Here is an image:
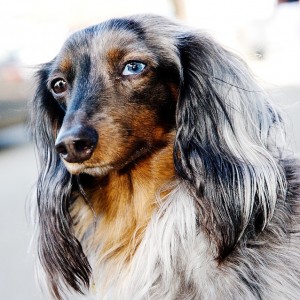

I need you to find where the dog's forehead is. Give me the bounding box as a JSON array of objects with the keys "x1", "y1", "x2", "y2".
[
  {"x1": 66, "y1": 18, "x2": 147, "y2": 54},
  {"x1": 63, "y1": 16, "x2": 180, "y2": 57},
  {"x1": 52, "y1": 16, "x2": 181, "y2": 75}
]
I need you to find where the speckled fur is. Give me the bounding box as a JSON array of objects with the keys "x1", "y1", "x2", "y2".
[{"x1": 31, "y1": 15, "x2": 300, "y2": 299}]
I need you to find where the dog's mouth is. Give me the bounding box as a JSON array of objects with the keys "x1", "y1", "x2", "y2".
[
  {"x1": 62, "y1": 161, "x2": 114, "y2": 177},
  {"x1": 60, "y1": 141, "x2": 152, "y2": 177}
]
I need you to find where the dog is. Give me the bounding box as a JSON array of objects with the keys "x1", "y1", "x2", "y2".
[{"x1": 31, "y1": 15, "x2": 300, "y2": 299}]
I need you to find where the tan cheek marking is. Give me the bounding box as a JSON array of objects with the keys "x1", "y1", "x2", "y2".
[
  {"x1": 91, "y1": 137, "x2": 176, "y2": 262},
  {"x1": 71, "y1": 131, "x2": 176, "y2": 265},
  {"x1": 87, "y1": 108, "x2": 158, "y2": 165},
  {"x1": 88, "y1": 121, "x2": 128, "y2": 165}
]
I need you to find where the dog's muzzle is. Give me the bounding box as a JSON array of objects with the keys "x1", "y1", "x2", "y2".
[{"x1": 55, "y1": 125, "x2": 98, "y2": 163}]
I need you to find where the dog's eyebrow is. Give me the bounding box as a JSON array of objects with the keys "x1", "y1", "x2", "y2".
[
  {"x1": 58, "y1": 57, "x2": 73, "y2": 74},
  {"x1": 105, "y1": 18, "x2": 145, "y2": 39}
]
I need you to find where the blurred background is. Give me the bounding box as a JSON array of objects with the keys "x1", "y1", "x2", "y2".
[{"x1": 0, "y1": 0, "x2": 299, "y2": 299}]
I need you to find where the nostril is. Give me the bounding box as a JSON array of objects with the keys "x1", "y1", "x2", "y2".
[
  {"x1": 74, "y1": 139, "x2": 95, "y2": 153},
  {"x1": 55, "y1": 143, "x2": 68, "y2": 156}
]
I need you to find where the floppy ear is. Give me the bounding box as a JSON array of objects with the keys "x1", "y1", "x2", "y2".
[
  {"x1": 174, "y1": 32, "x2": 286, "y2": 259},
  {"x1": 31, "y1": 64, "x2": 91, "y2": 298}
]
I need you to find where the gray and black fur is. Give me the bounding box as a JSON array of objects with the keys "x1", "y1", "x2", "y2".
[{"x1": 31, "y1": 15, "x2": 300, "y2": 299}]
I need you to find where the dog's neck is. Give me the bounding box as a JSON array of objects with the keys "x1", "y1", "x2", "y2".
[{"x1": 74, "y1": 136, "x2": 176, "y2": 263}]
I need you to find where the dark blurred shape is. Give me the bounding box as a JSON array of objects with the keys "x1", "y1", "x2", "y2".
[{"x1": 278, "y1": 0, "x2": 298, "y2": 3}]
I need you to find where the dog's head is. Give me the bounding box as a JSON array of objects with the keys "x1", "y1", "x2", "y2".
[
  {"x1": 36, "y1": 17, "x2": 181, "y2": 178},
  {"x1": 32, "y1": 15, "x2": 286, "y2": 298}
]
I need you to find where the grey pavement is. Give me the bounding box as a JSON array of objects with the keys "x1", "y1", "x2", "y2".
[
  {"x1": 0, "y1": 142, "x2": 42, "y2": 299},
  {"x1": 0, "y1": 85, "x2": 299, "y2": 299},
  {"x1": 0, "y1": 134, "x2": 92, "y2": 299}
]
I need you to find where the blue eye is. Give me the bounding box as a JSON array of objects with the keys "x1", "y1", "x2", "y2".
[{"x1": 122, "y1": 61, "x2": 146, "y2": 76}]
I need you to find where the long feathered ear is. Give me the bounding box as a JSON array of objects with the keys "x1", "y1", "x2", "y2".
[
  {"x1": 174, "y1": 32, "x2": 287, "y2": 259},
  {"x1": 31, "y1": 64, "x2": 91, "y2": 299}
]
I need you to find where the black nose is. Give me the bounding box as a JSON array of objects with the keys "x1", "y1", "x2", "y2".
[{"x1": 55, "y1": 126, "x2": 98, "y2": 163}]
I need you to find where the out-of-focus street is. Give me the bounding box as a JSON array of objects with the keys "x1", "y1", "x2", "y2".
[
  {"x1": 0, "y1": 130, "x2": 91, "y2": 300},
  {"x1": 0, "y1": 140, "x2": 42, "y2": 299}
]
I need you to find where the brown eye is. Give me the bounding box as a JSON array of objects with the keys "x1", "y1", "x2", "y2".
[{"x1": 52, "y1": 79, "x2": 67, "y2": 94}]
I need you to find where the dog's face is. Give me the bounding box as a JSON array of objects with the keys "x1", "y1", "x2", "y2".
[{"x1": 46, "y1": 19, "x2": 180, "y2": 176}]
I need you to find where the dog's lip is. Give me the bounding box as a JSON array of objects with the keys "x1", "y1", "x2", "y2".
[
  {"x1": 63, "y1": 161, "x2": 113, "y2": 176},
  {"x1": 62, "y1": 145, "x2": 150, "y2": 176},
  {"x1": 82, "y1": 165, "x2": 114, "y2": 177}
]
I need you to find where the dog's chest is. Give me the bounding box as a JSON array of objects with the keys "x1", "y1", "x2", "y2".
[{"x1": 76, "y1": 186, "x2": 216, "y2": 299}]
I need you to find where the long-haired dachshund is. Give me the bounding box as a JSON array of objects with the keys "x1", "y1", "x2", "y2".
[{"x1": 31, "y1": 15, "x2": 300, "y2": 299}]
